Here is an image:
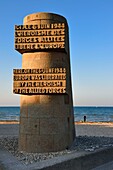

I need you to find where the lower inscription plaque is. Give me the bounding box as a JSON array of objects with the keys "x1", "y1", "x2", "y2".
[{"x1": 13, "y1": 68, "x2": 66, "y2": 94}]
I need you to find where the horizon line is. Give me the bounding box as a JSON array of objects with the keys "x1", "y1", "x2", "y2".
[{"x1": 0, "y1": 105, "x2": 113, "y2": 107}]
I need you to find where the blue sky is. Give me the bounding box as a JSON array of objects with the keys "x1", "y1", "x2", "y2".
[{"x1": 0, "y1": 0, "x2": 113, "y2": 106}]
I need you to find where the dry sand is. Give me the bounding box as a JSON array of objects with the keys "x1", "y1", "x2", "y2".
[
  {"x1": 0, "y1": 121, "x2": 113, "y2": 137},
  {"x1": 75, "y1": 122, "x2": 113, "y2": 137}
]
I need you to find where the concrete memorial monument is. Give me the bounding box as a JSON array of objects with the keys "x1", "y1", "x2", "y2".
[{"x1": 13, "y1": 12, "x2": 75, "y2": 153}]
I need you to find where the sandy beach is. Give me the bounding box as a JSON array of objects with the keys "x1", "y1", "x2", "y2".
[
  {"x1": 75, "y1": 122, "x2": 113, "y2": 137},
  {"x1": 0, "y1": 121, "x2": 113, "y2": 137}
]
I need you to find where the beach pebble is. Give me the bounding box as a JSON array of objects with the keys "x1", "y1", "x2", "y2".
[
  {"x1": 85, "y1": 148, "x2": 95, "y2": 152},
  {"x1": 0, "y1": 136, "x2": 113, "y2": 165}
]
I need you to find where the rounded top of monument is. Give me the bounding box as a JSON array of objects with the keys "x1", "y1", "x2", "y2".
[{"x1": 23, "y1": 12, "x2": 67, "y2": 24}]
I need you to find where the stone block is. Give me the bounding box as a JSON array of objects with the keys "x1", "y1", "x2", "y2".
[
  {"x1": 19, "y1": 117, "x2": 39, "y2": 135},
  {"x1": 26, "y1": 135, "x2": 54, "y2": 153},
  {"x1": 53, "y1": 134, "x2": 69, "y2": 151},
  {"x1": 18, "y1": 134, "x2": 27, "y2": 151}
]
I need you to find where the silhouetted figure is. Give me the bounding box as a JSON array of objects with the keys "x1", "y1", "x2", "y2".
[{"x1": 84, "y1": 115, "x2": 87, "y2": 122}]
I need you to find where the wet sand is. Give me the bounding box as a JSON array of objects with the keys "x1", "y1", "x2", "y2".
[
  {"x1": 1, "y1": 121, "x2": 113, "y2": 126},
  {"x1": 76, "y1": 122, "x2": 113, "y2": 126}
]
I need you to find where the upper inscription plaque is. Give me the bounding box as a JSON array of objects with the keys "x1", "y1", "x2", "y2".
[{"x1": 15, "y1": 23, "x2": 67, "y2": 54}]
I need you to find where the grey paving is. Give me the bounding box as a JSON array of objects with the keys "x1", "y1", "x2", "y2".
[
  {"x1": 92, "y1": 161, "x2": 113, "y2": 170},
  {"x1": 0, "y1": 145, "x2": 26, "y2": 170}
]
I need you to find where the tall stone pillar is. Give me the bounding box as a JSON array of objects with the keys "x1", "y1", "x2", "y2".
[{"x1": 13, "y1": 12, "x2": 75, "y2": 153}]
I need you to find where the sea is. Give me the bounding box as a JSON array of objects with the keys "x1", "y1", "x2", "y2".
[{"x1": 0, "y1": 106, "x2": 113, "y2": 122}]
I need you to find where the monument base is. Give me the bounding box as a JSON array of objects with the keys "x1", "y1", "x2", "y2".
[{"x1": 19, "y1": 95, "x2": 75, "y2": 153}]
